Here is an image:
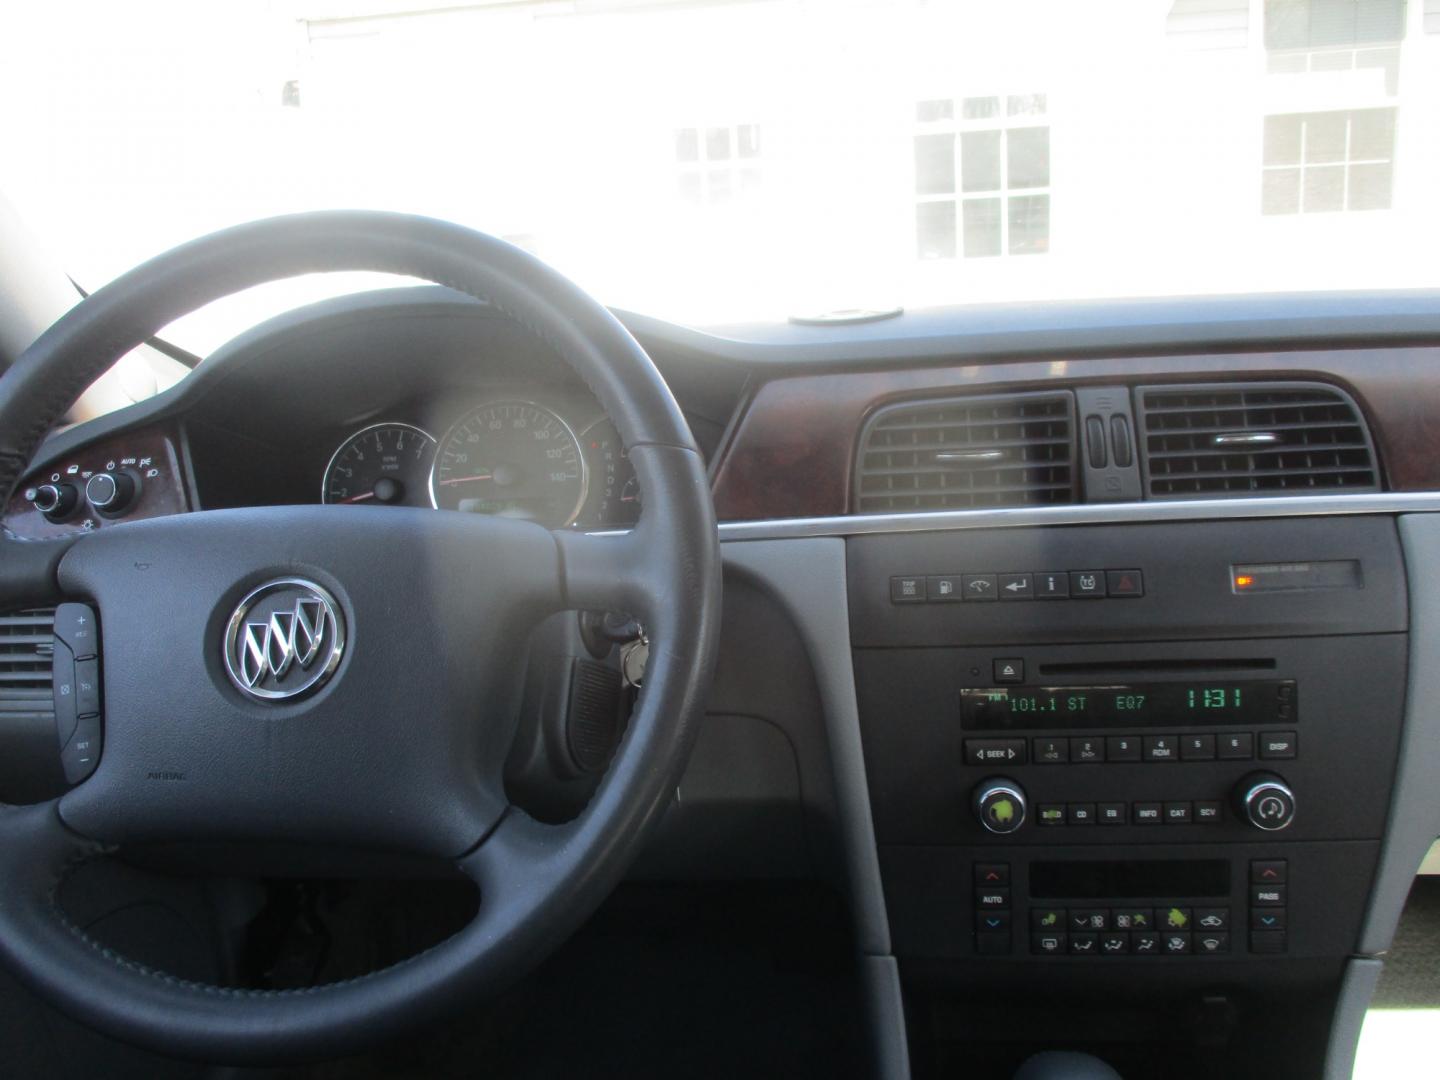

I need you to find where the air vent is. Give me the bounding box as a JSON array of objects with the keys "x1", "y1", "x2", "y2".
[
  {"x1": 0, "y1": 609, "x2": 56, "y2": 728},
  {"x1": 855, "y1": 392, "x2": 1076, "y2": 513},
  {"x1": 1137, "y1": 383, "x2": 1379, "y2": 499}
]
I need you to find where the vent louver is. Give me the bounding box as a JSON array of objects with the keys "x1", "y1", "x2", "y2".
[
  {"x1": 855, "y1": 392, "x2": 1076, "y2": 513},
  {"x1": 1137, "y1": 383, "x2": 1379, "y2": 499},
  {"x1": 0, "y1": 609, "x2": 56, "y2": 728}
]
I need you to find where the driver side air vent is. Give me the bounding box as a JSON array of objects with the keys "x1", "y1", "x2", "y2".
[
  {"x1": 1137, "y1": 382, "x2": 1379, "y2": 499},
  {"x1": 0, "y1": 609, "x2": 56, "y2": 727},
  {"x1": 854, "y1": 392, "x2": 1076, "y2": 513}
]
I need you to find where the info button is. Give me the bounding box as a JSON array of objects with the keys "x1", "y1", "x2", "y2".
[{"x1": 965, "y1": 739, "x2": 1027, "y2": 767}]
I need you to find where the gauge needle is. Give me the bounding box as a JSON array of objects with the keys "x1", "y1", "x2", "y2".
[
  {"x1": 439, "y1": 474, "x2": 494, "y2": 486},
  {"x1": 341, "y1": 492, "x2": 376, "y2": 504}
]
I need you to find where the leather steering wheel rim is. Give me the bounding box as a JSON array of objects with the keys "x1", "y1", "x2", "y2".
[{"x1": 0, "y1": 212, "x2": 721, "y2": 1063}]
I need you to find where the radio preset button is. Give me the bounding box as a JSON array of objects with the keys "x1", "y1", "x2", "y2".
[
  {"x1": 1143, "y1": 735, "x2": 1178, "y2": 762},
  {"x1": 1106, "y1": 735, "x2": 1141, "y2": 762},
  {"x1": 1218, "y1": 733, "x2": 1254, "y2": 760},
  {"x1": 1181, "y1": 734, "x2": 1216, "y2": 761},
  {"x1": 1034, "y1": 737, "x2": 1068, "y2": 764},
  {"x1": 1070, "y1": 737, "x2": 1104, "y2": 763}
]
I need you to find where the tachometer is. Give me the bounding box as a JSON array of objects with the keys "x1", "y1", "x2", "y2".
[
  {"x1": 430, "y1": 401, "x2": 587, "y2": 527},
  {"x1": 322, "y1": 423, "x2": 437, "y2": 506}
]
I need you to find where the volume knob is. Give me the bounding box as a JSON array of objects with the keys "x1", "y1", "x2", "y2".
[
  {"x1": 1236, "y1": 773, "x2": 1296, "y2": 832},
  {"x1": 974, "y1": 777, "x2": 1027, "y2": 835}
]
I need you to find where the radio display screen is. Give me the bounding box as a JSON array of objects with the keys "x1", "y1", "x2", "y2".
[{"x1": 959, "y1": 680, "x2": 1294, "y2": 730}]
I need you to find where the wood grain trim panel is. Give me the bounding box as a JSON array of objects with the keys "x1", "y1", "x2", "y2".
[
  {"x1": 3, "y1": 426, "x2": 190, "y2": 539},
  {"x1": 710, "y1": 346, "x2": 1440, "y2": 521}
]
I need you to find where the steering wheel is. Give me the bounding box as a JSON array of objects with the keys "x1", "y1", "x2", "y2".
[{"x1": 0, "y1": 212, "x2": 721, "y2": 1063}]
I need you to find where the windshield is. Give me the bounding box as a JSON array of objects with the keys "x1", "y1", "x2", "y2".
[{"x1": 4, "y1": 0, "x2": 1433, "y2": 354}]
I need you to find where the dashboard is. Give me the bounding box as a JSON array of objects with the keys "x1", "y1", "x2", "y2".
[{"x1": 7, "y1": 283, "x2": 1440, "y2": 1079}]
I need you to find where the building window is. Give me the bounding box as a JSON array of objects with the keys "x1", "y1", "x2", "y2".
[
  {"x1": 1264, "y1": 0, "x2": 1404, "y2": 91},
  {"x1": 1261, "y1": 107, "x2": 1396, "y2": 214},
  {"x1": 913, "y1": 94, "x2": 1050, "y2": 260},
  {"x1": 675, "y1": 123, "x2": 761, "y2": 206}
]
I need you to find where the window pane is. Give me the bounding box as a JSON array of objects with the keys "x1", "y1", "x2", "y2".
[
  {"x1": 1347, "y1": 161, "x2": 1393, "y2": 210},
  {"x1": 1303, "y1": 113, "x2": 1346, "y2": 164},
  {"x1": 706, "y1": 127, "x2": 732, "y2": 161},
  {"x1": 916, "y1": 98, "x2": 953, "y2": 123},
  {"x1": 1349, "y1": 108, "x2": 1395, "y2": 161},
  {"x1": 1267, "y1": 52, "x2": 1307, "y2": 74},
  {"x1": 1008, "y1": 194, "x2": 1050, "y2": 255},
  {"x1": 739, "y1": 166, "x2": 763, "y2": 194},
  {"x1": 1007, "y1": 127, "x2": 1050, "y2": 188},
  {"x1": 961, "y1": 130, "x2": 1001, "y2": 192},
  {"x1": 916, "y1": 201, "x2": 956, "y2": 259},
  {"x1": 1264, "y1": 115, "x2": 1303, "y2": 166},
  {"x1": 736, "y1": 124, "x2": 761, "y2": 159},
  {"x1": 1302, "y1": 164, "x2": 1344, "y2": 212},
  {"x1": 677, "y1": 171, "x2": 702, "y2": 204},
  {"x1": 1355, "y1": 0, "x2": 1405, "y2": 42},
  {"x1": 962, "y1": 197, "x2": 1002, "y2": 258},
  {"x1": 1262, "y1": 168, "x2": 1301, "y2": 214},
  {"x1": 1309, "y1": 0, "x2": 1356, "y2": 47},
  {"x1": 1310, "y1": 50, "x2": 1353, "y2": 72},
  {"x1": 914, "y1": 133, "x2": 955, "y2": 195},
  {"x1": 707, "y1": 167, "x2": 732, "y2": 203},
  {"x1": 1356, "y1": 47, "x2": 1401, "y2": 94},
  {"x1": 1007, "y1": 93, "x2": 1046, "y2": 117},
  {"x1": 675, "y1": 128, "x2": 698, "y2": 163},
  {"x1": 1265, "y1": 0, "x2": 1310, "y2": 49},
  {"x1": 962, "y1": 96, "x2": 1000, "y2": 120}
]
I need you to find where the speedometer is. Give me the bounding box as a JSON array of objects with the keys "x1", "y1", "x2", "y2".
[{"x1": 429, "y1": 401, "x2": 587, "y2": 527}]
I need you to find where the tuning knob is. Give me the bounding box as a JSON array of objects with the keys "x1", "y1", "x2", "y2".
[
  {"x1": 1235, "y1": 772, "x2": 1296, "y2": 832},
  {"x1": 31, "y1": 482, "x2": 79, "y2": 521},
  {"x1": 974, "y1": 777, "x2": 1028, "y2": 835},
  {"x1": 85, "y1": 470, "x2": 137, "y2": 515}
]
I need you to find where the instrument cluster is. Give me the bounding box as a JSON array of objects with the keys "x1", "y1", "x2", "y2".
[{"x1": 319, "y1": 398, "x2": 640, "y2": 530}]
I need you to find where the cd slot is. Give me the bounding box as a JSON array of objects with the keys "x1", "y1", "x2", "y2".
[{"x1": 1038, "y1": 658, "x2": 1276, "y2": 677}]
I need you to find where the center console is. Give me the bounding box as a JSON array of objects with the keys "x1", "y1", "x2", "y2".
[{"x1": 846, "y1": 516, "x2": 1408, "y2": 1075}]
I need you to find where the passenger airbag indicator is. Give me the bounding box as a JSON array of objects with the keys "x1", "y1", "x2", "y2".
[{"x1": 1231, "y1": 559, "x2": 1361, "y2": 593}]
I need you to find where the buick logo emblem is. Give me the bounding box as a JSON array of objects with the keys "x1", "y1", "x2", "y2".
[{"x1": 223, "y1": 579, "x2": 345, "y2": 701}]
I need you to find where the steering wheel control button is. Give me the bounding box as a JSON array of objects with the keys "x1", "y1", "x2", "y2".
[
  {"x1": 974, "y1": 778, "x2": 1027, "y2": 834},
  {"x1": 966, "y1": 739, "x2": 1027, "y2": 767},
  {"x1": 52, "y1": 641, "x2": 79, "y2": 749},
  {"x1": 62, "y1": 711, "x2": 102, "y2": 784},
  {"x1": 53, "y1": 602, "x2": 98, "y2": 659},
  {"x1": 223, "y1": 579, "x2": 345, "y2": 702},
  {"x1": 75, "y1": 657, "x2": 101, "y2": 717},
  {"x1": 32, "y1": 482, "x2": 80, "y2": 521},
  {"x1": 1237, "y1": 773, "x2": 1296, "y2": 831}
]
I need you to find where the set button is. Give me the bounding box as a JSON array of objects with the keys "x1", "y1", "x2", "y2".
[{"x1": 891, "y1": 568, "x2": 1143, "y2": 604}]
